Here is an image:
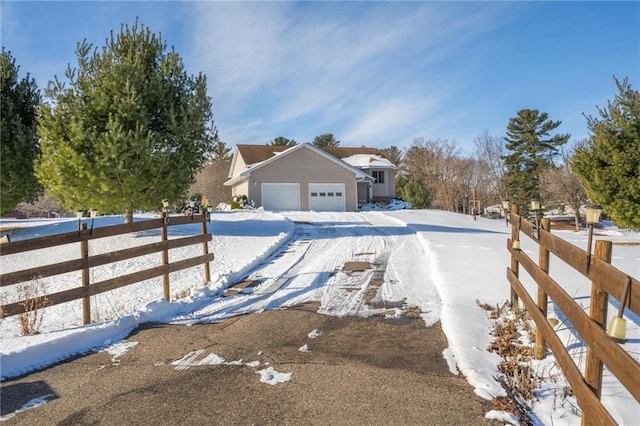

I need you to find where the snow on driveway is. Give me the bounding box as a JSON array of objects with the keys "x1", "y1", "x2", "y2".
[{"x1": 171, "y1": 212, "x2": 439, "y2": 325}]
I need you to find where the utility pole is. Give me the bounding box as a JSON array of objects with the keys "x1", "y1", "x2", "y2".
[{"x1": 472, "y1": 188, "x2": 477, "y2": 220}]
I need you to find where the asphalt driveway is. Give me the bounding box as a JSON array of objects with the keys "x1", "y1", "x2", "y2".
[{"x1": 1, "y1": 303, "x2": 498, "y2": 425}]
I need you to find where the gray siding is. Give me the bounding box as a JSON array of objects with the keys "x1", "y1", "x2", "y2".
[{"x1": 371, "y1": 168, "x2": 396, "y2": 199}]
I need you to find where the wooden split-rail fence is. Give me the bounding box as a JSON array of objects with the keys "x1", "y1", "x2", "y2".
[
  {"x1": 0, "y1": 212, "x2": 213, "y2": 325},
  {"x1": 506, "y1": 209, "x2": 639, "y2": 425}
]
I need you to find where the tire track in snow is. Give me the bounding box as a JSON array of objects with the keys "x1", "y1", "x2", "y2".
[
  {"x1": 365, "y1": 212, "x2": 442, "y2": 326},
  {"x1": 170, "y1": 216, "x2": 395, "y2": 324}
]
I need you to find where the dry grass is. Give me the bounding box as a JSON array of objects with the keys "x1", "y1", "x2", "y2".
[
  {"x1": 479, "y1": 299, "x2": 538, "y2": 424},
  {"x1": 17, "y1": 278, "x2": 51, "y2": 335},
  {"x1": 549, "y1": 221, "x2": 580, "y2": 231}
]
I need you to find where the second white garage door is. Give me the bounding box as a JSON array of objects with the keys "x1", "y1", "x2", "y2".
[
  {"x1": 261, "y1": 183, "x2": 300, "y2": 211},
  {"x1": 309, "y1": 183, "x2": 346, "y2": 212}
]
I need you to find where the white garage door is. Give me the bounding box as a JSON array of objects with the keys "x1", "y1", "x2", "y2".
[
  {"x1": 261, "y1": 183, "x2": 300, "y2": 211},
  {"x1": 309, "y1": 183, "x2": 346, "y2": 212}
]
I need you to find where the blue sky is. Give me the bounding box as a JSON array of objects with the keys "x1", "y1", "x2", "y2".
[{"x1": 2, "y1": 1, "x2": 639, "y2": 155}]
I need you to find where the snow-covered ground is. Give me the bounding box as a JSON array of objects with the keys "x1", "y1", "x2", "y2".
[{"x1": 1, "y1": 209, "x2": 638, "y2": 424}]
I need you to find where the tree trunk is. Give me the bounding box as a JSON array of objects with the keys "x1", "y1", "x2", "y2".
[
  {"x1": 124, "y1": 209, "x2": 134, "y2": 224},
  {"x1": 573, "y1": 209, "x2": 581, "y2": 232}
]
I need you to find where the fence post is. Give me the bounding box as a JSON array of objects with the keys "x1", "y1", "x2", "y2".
[
  {"x1": 510, "y1": 205, "x2": 520, "y2": 310},
  {"x1": 161, "y1": 212, "x2": 170, "y2": 301},
  {"x1": 584, "y1": 240, "x2": 612, "y2": 401},
  {"x1": 201, "y1": 213, "x2": 211, "y2": 283},
  {"x1": 534, "y1": 218, "x2": 551, "y2": 359},
  {"x1": 80, "y1": 223, "x2": 90, "y2": 325}
]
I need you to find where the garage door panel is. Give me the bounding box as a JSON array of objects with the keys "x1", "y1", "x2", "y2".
[
  {"x1": 261, "y1": 183, "x2": 300, "y2": 211},
  {"x1": 309, "y1": 183, "x2": 345, "y2": 212}
]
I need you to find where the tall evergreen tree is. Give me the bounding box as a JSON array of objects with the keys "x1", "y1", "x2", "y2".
[
  {"x1": 502, "y1": 109, "x2": 569, "y2": 212},
  {"x1": 0, "y1": 49, "x2": 43, "y2": 214},
  {"x1": 312, "y1": 133, "x2": 340, "y2": 147},
  {"x1": 35, "y1": 21, "x2": 217, "y2": 222},
  {"x1": 268, "y1": 136, "x2": 297, "y2": 146},
  {"x1": 572, "y1": 77, "x2": 640, "y2": 229},
  {"x1": 211, "y1": 140, "x2": 231, "y2": 159},
  {"x1": 380, "y1": 146, "x2": 402, "y2": 165}
]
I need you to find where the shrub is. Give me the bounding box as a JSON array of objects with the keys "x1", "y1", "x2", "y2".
[
  {"x1": 228, "y1": 195, "x2": 254, "y2": 210},
  {"x1": 17, "y1": 278, "x2": 51, "y2": 335}
]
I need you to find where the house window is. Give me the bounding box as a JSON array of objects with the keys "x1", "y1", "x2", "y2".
[
  {"x1": 319, "y1": 192, "x2": 326, "y2": 196},
  {"x1": 372, "y1": 170, "x2": 385, "y2": 184},
  {"x1": 336, "y1": 192, "x2": 343, "y2": 197},
  {"x1": 328, "y1": 192, "x2": 334, "y2": 196},
  {"x1": 311, "y1": 192, "x2": 318, "y2": 197}
]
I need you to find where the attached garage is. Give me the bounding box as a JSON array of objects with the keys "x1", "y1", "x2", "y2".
[
  {"x1": 261, "y1": 183, "x2": 300, "y2": 211},
  {"x1": 309, "y1": 183, "x2": 346, "y2": 212}
]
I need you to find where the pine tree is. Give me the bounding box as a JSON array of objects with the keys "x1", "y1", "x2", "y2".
[
  {"x1": 35, "y1": 21, "x2": 217, "y2": 222},
  {"x1": 572, "y1": 77, "x2": 640, "y2": 229},
  {"x1": 380, "y1": 146, "x2": 402, "y2": 165},
  {"x1": 211, "y1": 140, "x2": 231, "y2": 159},
  {"x1": 502, "y1": 109, "x2": 569, "y2": 212},
  {"x1": 312, "y1": 133, "x2": 340, "y2": 147},
  {"x1": 396, "y1": 175, "x2": 430, "y2": 209},
  {"x1": 268, "y1": 136, "x2": 297, "y2": 146},
  {"x1": 0, "y1": 49, "x2": 43, "y2": 214}
]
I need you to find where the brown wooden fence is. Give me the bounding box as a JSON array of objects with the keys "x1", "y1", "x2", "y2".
[
  {"x1": 0, "y1": 212, "x2": 214, "y2": 325},
  {"x1": 506, "y1": 210, "x2": 639, "y2": 425}
]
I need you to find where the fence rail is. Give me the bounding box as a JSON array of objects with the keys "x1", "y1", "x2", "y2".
[
  {"x1": 506, "y1": 210, "x2": 639, "y2": 425},
  {"x1": 0, "y1": 213, "x2": 213, "y2": 324}
]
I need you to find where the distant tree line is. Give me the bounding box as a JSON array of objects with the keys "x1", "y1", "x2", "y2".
[
  {"x1": 266, "y1": 133, "x2": 340, "y2": 147},
  {"x1": 382, "y1": 79, "x2": 639, "y2": 230}
]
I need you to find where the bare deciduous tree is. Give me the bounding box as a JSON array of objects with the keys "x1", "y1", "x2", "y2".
[
  {"x1": 541, "y1": 143, "x2": 588, "y2": 231},
  {"x1": 16, "y1": 194, "x2": 63, "y2": 218},
  {"x1": 189, "y1": 158, "x2": 233, "y2": 207},
  {"x1": 189, "y1": 141, "x2": 233, "y2": 206},
  {"x1": 473, "y1": 129, "x2": 507, "y2": 202},
  {"x1": 403, "y1": 138, "x2": 471, "y2": 212}
]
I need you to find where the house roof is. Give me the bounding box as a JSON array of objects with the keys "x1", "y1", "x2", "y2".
[
  {"x1": 235, "y1": 144, "x2": 290, "y2": 166},
  {"x1": 234, "y1": 144, "x2": 394, "y2": 166},
  {"x1": 225, "y1": 143, "x2": 375, "y2": 186}
]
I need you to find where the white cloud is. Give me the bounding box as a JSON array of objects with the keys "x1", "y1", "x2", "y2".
[
  {"x1": 190, "y1": 2, "x2": 290, "y2": 98},
  {"x1": 342, "y1": 96, "x2": 438, "y2": 145},
  {"x1": 188, "y1": 2, "x2": 510, "y2": 147}
]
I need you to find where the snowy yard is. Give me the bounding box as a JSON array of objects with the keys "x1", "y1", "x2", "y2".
[{"x1": 1, "y1": 209, "x2": 638, "y2": 424}]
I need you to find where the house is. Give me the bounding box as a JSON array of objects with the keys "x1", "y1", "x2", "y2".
[{"x1": 224, "y1": 143, "x2": 398, "y2": 212}]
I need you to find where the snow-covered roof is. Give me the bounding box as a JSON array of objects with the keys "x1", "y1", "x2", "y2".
[{"x1": 341, "y1": 154, "x2": 398, "y2": 170}]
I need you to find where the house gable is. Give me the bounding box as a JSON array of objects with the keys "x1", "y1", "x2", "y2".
[
  {"x1": 236, "y1": 144, "x2": 289, "y2": 166},
  {"x1": 228, "y1": 145, "x2": 289, "y2": 178}
]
